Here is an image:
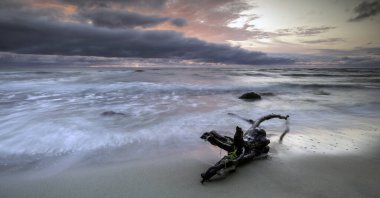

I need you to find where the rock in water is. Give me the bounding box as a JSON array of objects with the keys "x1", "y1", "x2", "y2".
[
  {"x1": 239, "y1": 92, "x2": 261, "y2": 101},
  {"x1": 101, "y1": 111, "x2": 126, "y2": 116}
]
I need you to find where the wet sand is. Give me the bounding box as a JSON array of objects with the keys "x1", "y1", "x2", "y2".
[{"x1": 1, "y1": 142, "x2": 379, "y2": 198}]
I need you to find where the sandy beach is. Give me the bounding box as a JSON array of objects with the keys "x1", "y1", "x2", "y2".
[{"x1": 1, "y1": 132, "x2": 379, "y2": 198}]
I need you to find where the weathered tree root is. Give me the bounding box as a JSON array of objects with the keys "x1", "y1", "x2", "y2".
[
  {"x1": 246, "y1": 113, "x2": 289, "y2": 136},
  {"x1": 200, "y1": 113, "x2": 290, "y2": 184}
]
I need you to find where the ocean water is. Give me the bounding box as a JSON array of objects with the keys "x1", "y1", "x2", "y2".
[{"x1": 0, "y1": 67, "x2": 379, "y2": 171}]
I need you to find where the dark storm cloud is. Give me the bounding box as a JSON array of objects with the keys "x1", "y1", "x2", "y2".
[
  {"x1": 170, "y1": 18, "x2": 187, "y2": 27},
  {"x1": 59, "y1": 0, "x2": 168, "y2": 9},
  {"x1": 79, "y1": 9, "x2": 186, "y2": 28},
  {"x1": 0, "y1": 15, "x2": 292, "y2": 65},
  {"x1": 0, "y1": 52, "x2": 131, "y2": 67},
  {"x1": 277, "y1": 26, "x2": 336, "y2": 37},
  {"x1": 0, "y1": 0, "x2": 185, "y2": 29},
  {"x1": 300, "y1": 38, "x2": 345, "y2": 44},
  {"x1": 0, "y1": 0, "x2": 67, "y2": 20},
  {"x1": 349, "y1": 1, "x2": 380, "y2": 22},
  {"x1": 0, "y1": 0, "x2": 292, "y2": 65}
]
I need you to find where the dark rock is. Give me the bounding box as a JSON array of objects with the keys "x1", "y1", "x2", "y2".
[
  {"x1": 304, "y1": 99, "x2": 317, "y2": 103},
  {"x1": 314, "y1": 90, "x2": 330, "y2": 95},
  {"x1": 101, "y1": 111, "x2": 126, "y2": 116},
  {"x1": 135, "y1": 69, "x2": 144, "y2": 72},
  {"x1": 238, "y1": 92, "x2": 261, "y2": 101}
]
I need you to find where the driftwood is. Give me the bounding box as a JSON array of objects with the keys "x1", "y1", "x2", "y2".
[
  {"x1": 200, "y1": 113, "x2": 289, "y2": 183},
  {"x1": 279, "y1": 119, "x2": 290, "y2": 143},
  {"x1": 227, "y1": 112, "x2": 254, "y2": 124},
  {"x1": 228, "y1": 113, "x2": 289, "y2": 141},
  {"x1": 246, "y1": 113, "x2": 289, "y2": 137}
]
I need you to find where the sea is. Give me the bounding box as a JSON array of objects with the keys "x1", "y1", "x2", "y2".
[{"x1": 0, "y1": 66, "x2": 379, "y2": 173}]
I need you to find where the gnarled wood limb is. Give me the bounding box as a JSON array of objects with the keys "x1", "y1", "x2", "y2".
[
  {"x1": 201, "y1": 131, "x2": 234, "y2": 152},
  {"x1": 227, "y1": 113, "x2": 254, "y2": 124},
  {"x1": 252, "y1": 114, "x2": 288, "y2": 128},
  {"x1": 245, "y1": 113, "x2": 289, "y2": 136},
  {"x1": 279, "y1": 119, "x2": 290, "y2": 144}
]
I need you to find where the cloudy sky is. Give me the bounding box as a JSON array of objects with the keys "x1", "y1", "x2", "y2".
[{"x1": 0, "y1": 0, "x2": 379, "y2": 67}]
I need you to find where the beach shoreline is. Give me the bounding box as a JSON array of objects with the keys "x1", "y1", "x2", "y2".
[
  {"x1": 1, "y1": 141, "x2": 379, "y2": 198},
  {"x1": 1, "y1": 67, "x2": 379, "y2": 198}
]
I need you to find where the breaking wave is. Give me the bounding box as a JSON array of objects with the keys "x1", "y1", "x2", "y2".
[{"x1": 0, "y1": 67, "x2": 379, "y2": 163}]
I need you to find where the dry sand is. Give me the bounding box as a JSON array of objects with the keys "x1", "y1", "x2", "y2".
[{"x1": 0, "y1": 141, "x2": 379, "y2": 198}]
